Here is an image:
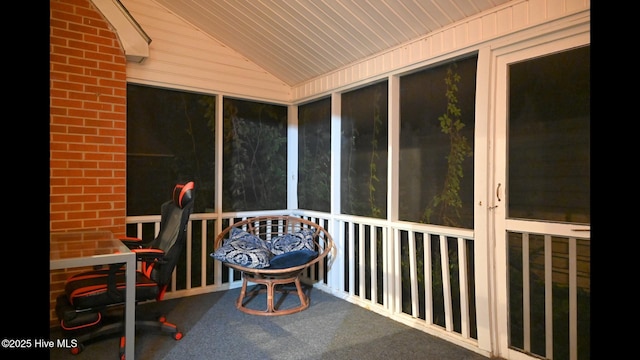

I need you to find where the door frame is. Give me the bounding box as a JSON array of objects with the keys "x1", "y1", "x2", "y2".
[{"x1": 488, "y1": 25, "x2": 590, "y2": 360}]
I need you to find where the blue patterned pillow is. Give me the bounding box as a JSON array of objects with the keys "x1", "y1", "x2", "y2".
[
  {"x1": 268, "y1": 228, "x2": 316, "y2": 255},
  {"x1": 269, "y1": 249, "x2": 318, "y2": 269},
  {"x1": 210, "y1": 228, "x2": 272, "y2": 268}
]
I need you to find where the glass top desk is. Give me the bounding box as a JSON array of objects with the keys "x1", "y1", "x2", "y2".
[{"x1": 50, "y1": 231, "x2": 136, "y2": 360}]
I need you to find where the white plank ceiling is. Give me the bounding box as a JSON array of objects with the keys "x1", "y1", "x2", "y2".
[{"x1": 152, "y1": 0, "x2": 511, "y2": 86}]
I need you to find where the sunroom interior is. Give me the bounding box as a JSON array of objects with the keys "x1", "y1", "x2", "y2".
[{"x1": 49, "y1": 1, "x2": 591, "y2": 359}]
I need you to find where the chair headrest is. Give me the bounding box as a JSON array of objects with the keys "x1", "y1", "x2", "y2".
[{"x1": 173, "y1": 181, "x2": 195, "y2": 209}]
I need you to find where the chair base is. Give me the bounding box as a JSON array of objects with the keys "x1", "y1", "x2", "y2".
[
  {"x1": 59, "y1": 311, "x2": 183, "y2": 357},
  {"x1": 237, "y1": 272, "x2": 309, "y2": 316}
]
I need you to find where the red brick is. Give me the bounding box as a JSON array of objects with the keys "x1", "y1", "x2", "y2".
[{"x1": 50, "y1": 0, "x2": 127, "y2": 327}]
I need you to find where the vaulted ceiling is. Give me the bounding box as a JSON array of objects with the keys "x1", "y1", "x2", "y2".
[{"x1": 152, "y1": 0, "x2": 511, "y2": 86}]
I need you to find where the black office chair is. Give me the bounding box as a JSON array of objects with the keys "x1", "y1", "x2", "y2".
[{"x1": 55, "y1": 181, "x2": 195, "y2": 358}]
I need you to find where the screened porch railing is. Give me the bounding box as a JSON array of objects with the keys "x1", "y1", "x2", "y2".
[
  {"x1": 125, "y1": 210, "x2": 482, "y2": 352},
  {"x1": 125, "y1": 210, "x2": 588, "y2": 359}
]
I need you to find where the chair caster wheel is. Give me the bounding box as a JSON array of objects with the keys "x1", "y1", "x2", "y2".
[
  {"x1": 173, "y1": 331, "x2": 183, "y2": 340},
  {"x1": 70, "y1": 344, "x2": 84, "y2": 355}
]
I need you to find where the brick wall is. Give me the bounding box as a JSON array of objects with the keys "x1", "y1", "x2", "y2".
[{"x1": 49, "y1": 0, "x2": 128, "y2": 327}]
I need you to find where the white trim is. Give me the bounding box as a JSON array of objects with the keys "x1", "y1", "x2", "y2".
[
  {"x1": 287, "y1": 105, "x2": 299, "y2": 210},
  {"x1": 91, "y1": 0, "x2": 151, "y2": 63}
]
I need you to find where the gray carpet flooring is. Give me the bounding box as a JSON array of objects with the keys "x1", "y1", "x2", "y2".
[{"x1": 50, "y1": 286, "x2": 488, "y2": 360}]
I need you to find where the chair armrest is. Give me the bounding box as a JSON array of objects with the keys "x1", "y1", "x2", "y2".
[
  {"x1": 120, "y1": 236, "x2": 144, "y2": 249},
  {"x1": 131, "y1": 248, "x2": 166, "y2": 263}
]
